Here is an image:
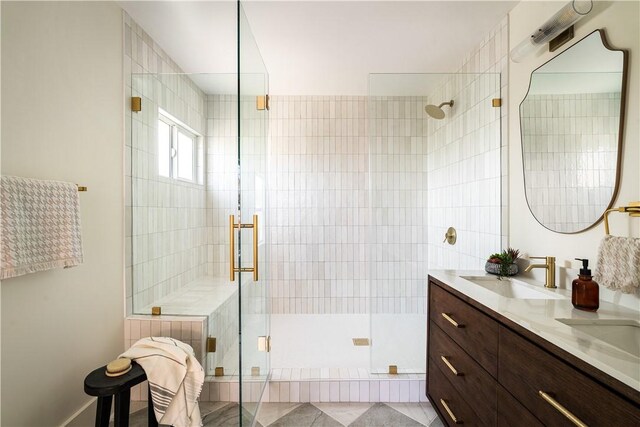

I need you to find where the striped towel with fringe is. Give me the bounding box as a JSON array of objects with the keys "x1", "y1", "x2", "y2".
[{"x1": 121, "y1": 337, "x2": 204, "y2": 427}]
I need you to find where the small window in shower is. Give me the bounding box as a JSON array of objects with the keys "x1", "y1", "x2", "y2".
[{"x1": 158, "y1": 109, "x2": 198, "y2": 182}]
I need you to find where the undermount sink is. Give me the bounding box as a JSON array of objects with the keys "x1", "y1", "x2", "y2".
[
  {"x1": 556, "y1": 318, "x2": 640, "y2": 358},
  {"x1": 461, "y1": 276, "x2": 564, "y2": 300}
]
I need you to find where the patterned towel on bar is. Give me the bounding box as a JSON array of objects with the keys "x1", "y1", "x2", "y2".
[
  {"x1": 594, "y1": 235, "x2": 640, "y2": 294},
  {"x1": 121, "y1": 337, "x2": 204, "y2": 427},
  {"x1": 1, "y1": 175, "x2": 83, "y2": 279}
]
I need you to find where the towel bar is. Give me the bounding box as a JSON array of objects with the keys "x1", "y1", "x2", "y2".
[{"x1": 603, "y1": 202, "x2": 640, "y2": 235}]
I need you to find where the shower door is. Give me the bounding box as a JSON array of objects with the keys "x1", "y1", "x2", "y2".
[
  {"x1": 368, "y1": 73, "x2": 502, "y2": 376},
  {"x1": 236, "y1": 2, "x2": 270, "y2": 423}
]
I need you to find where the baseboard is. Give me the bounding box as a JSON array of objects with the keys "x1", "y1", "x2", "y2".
[{"x1": 60, "y1": 397, "x2": 96, "y2": 427}]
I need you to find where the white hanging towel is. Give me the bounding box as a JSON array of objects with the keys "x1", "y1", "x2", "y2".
[
  {"x1": 0, "y1": 175, "x2": 83, "y2": 279},
  {"x1": 120, "y1": 337, "x2": 204, "y2": 427},
  {"x1": 594, "y1": 235, "x2": 640, "y2": 294}
]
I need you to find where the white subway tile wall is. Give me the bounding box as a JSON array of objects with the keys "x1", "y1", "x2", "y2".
[
  {"x1": 369, "y1": 96, "x2": 430, "y2": 315},
  {"x1": 205, "y1": 95, "x2": 238, "y2": 278},
  {"x1": 521, "y1": 93, "x2": 620, "y2": 232},
  {"x1": 219, "y1": 375, "x2": 426, "y2": 404},
  {"x1": 124, "y1": 12, "x2": 208, "y2": 315},
  {"x1": 268, "y1": 96, "x2": 371, "y2": 314}
]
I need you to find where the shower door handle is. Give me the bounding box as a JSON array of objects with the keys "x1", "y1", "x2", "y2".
[{"x1": 229, "y1": 214, "x2": 259, "y2": 282}]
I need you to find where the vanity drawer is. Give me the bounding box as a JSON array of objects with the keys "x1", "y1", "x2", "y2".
[
  {"x1": 428, "y1": 356, "x2": 487, "y2": 427},
  {"x1": 497, "y1": 385, "x2": 543, "y2": 427},
  {"x1": 499, "y1": 326, "x2": 640, "y2": 426},
  {"x1": 429, "y1": 282, "x2": 498, "y2": 377},
  {"x1": 429, "y1": 322, "x2": 496, "y2": 424}
]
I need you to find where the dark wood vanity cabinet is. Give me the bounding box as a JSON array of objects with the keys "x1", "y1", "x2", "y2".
[
  {"x1": 427, "y1": 277, "x2": 640, "y2": 427},
  {"x1": 499, "y1": 326, "x2": 640, "y2": 426}
]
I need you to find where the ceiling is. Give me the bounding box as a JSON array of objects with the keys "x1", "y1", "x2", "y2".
[{"x1": 120, "y1": 1, "x2": 518, "y2": 95}]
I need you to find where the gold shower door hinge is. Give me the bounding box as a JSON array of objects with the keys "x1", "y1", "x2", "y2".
[
  {"x1": 256, "y1": 94, "x2": 270, "y2": 111},
  {"x1": 207, "y1": 337, "x2": 217, "y2": 353},
  {"x1": 131, "y1": 96, "x2": 142, "y2": 112},
  {"x1": 352, "y1": 338, "x2": 370, "y2": 346},
  {"x1": 258, "y1": 336, "x2": 271, "y2": 352},
  {"x1": 492, "y1": 98, "x2": 502, "y2": 107}
]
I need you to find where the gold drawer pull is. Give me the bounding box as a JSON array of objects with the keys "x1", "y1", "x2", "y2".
[
  {"x1": 441, "y1": 312, "x2": 463, "y2": 328},
  {"x1": 440, "y1": 399, "x2": 462, "y2": 424},
  {"x1": 440, "y1": 356, "x2": 462, "y2": 376},
  {"x1": 539, "y1": 391, "x2": 587, "y2": 427}
]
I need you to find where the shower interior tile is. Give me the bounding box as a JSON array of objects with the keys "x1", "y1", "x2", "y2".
[
  {"x1": 389, "y1": 381, "x2": 401, "y2": 402},
  {"x1": 139, "y1": 320, "x2": 150, "y2": 339},
  {"x1": 269, "y1": 381, "x2": 280, "y2": 403},
  {"x1": 281, "y1": 368, "x2": 291, "y2": 380},
  {"x1": 310, "y1": 382, "x2": 321, "y2": 402},
  {"x1": 181, "y1": 322, "x2": 192, "y2": 340},
  {"x1": 329, "y1": 382, "x2": 340, "y2": 402},
  {"x1": 299, "y1": 382, "x2": 310, "y2": 402},
  {"x1": 279, "y1": 382, "x2": 291, "y2": 402},
  {"x1": 349, "y1": 382, "x2": 360, "y2": 402},
  {"x1": 409, "y1": 380, "x2": 420, "y2": 402},
  {"x1": 357, "y1": 368, "x2": 370, "y2": 379},
  {"x1": 200, "y1": 381, "x2": 210, "y2": 401},
  {"x1": 289, "y1": 382, "x2": 300, "y2": 402},
  {"x1": 419, "y1": 381, "x2": 427, "y2": 403},
  {"x1": 219, "y1": 383, "x2": 230, "y2": 401},
  {"x1": 399, "y1": 381, "x2": 410, "y2": 402},
  {"x1": 130, "y1": 320, "x2": 141, "y2": 340},
  {"x1": 379, "y1": 381, "x2": 390, "y2": 402},
  {"x1": 339, "y1": 382, "x2": 350, "y2": 402},
  {"x1": 271, "y1": 369, "x2": 282, "y2": 380},
  {"x1": 291, "y1": 368, "x2": 301, "y2": 380}
]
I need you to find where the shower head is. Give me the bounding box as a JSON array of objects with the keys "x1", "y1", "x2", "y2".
[{"x1": 425, "y1": 100, "x2": 454, "y2": 120}]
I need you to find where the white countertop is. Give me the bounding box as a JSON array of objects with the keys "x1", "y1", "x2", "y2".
[{"x1": 428, "y1": 270, "x2": 640, "y2": 392}]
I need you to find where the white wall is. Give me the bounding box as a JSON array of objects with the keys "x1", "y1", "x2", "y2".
[
  {"x1": 1, "y1": 2, "x2": 124, "y2": 425},
  {"x1": 509, "y1": 0, "x2": 639, "y2": 307}
]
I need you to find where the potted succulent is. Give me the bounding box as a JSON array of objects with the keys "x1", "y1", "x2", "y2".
[{"x1": 485, "y1": 248, "x2": 520, "y2": 278}]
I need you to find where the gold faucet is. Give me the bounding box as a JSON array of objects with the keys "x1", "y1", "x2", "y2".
[{"x1": 524, "y1": 256, "x2": 556, "y2": 288}]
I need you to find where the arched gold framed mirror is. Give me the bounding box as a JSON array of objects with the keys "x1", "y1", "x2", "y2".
[{"x1": 520, "y1": 29, "x2": 628, "y2": 234}]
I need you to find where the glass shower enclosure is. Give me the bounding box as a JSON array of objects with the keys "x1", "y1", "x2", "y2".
[
  {"x1": 368, "y1": 73, "x2": 502, "y2": 375},
  {"x1": 127, "y1": 2, "x2": 269, "y2": 425}
]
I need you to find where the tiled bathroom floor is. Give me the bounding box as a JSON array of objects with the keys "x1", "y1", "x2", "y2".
[{"x1": 120, "y1": 401, "x2": 443, "y2": 427}]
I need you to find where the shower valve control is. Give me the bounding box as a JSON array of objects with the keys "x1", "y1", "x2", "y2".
[{"x1": 443, "y1": 227, "x2": 457, "y2": 245}]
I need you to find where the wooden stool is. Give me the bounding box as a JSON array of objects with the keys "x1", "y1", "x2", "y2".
[{"x1": 84, "y1": 361, "x2": 158, "y2": 427}]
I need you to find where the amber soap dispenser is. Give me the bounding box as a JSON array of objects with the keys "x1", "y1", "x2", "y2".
[{"x1": 572, "y1": 258, "x2": 599, "y2": 312}]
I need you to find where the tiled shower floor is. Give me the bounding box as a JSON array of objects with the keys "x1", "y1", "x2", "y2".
[{"x1": 119, "y1": 401, "x2": 444, "y2": 427}]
